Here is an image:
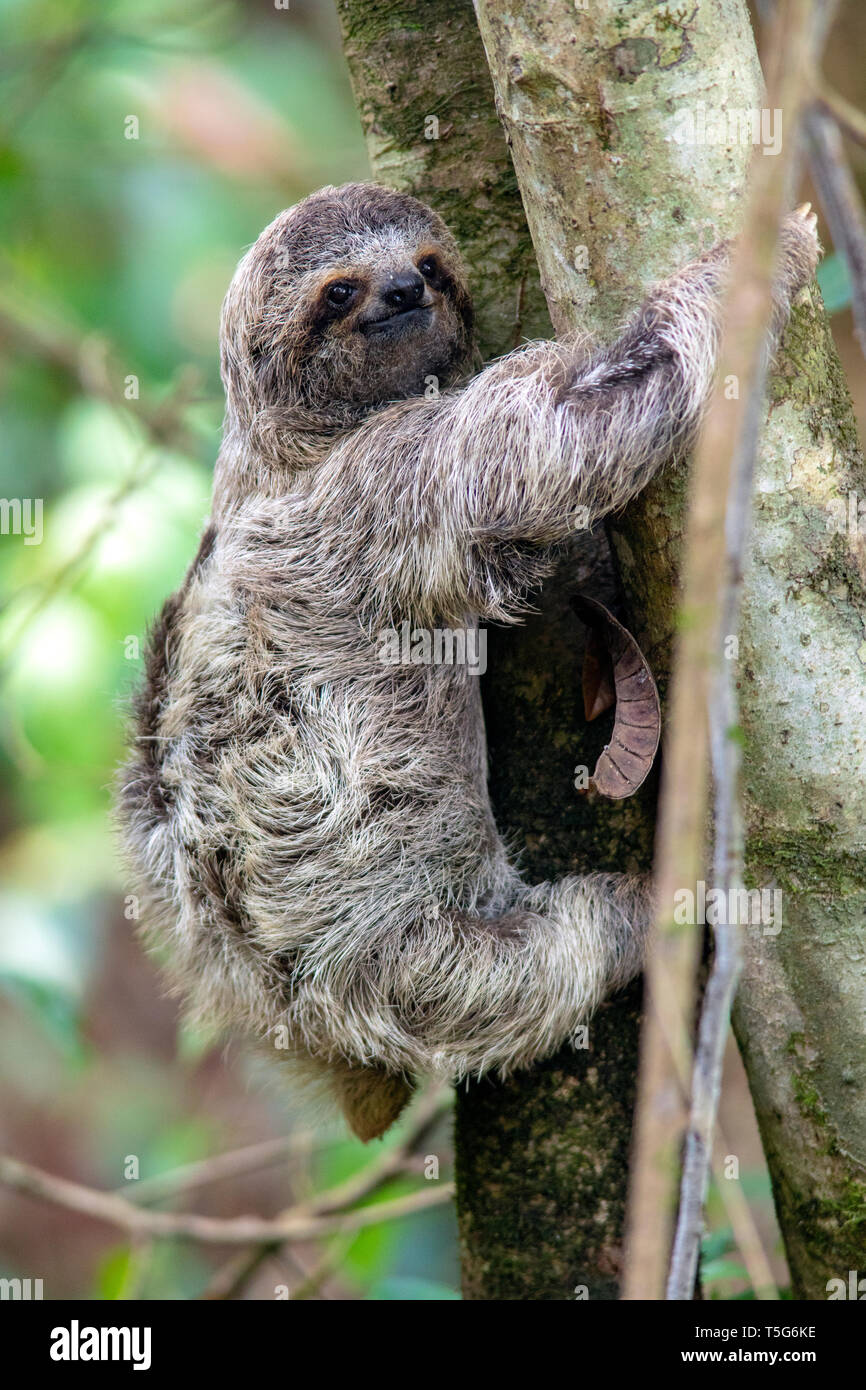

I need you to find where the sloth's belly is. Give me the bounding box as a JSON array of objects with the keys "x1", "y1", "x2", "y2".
[{"x1": 189, "y1": 665, "x2": 500, "y2": 915}]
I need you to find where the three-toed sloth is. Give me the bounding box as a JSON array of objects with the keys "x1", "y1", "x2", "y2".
[{"x1": 118, "y1": 183, "x2": 818, "y2": 1139}]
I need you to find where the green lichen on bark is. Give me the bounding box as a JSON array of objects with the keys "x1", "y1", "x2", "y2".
[
  {"x1": 730, "y1": 261, "x2": 866, "y2": 1296},
  {"x1": 454, "y1": 984, "x2": 643, "y2": 1302}
]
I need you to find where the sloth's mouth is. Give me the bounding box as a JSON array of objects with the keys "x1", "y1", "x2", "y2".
[{"x1": 360, "y1": 304, "x2": 433, "y2": 335}]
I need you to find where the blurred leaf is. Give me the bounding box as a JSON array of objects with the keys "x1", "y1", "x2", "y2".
[
  {"x1": 0, "y1": 885, "x2": 98, "y2": 1064},
  {"x1": 136, "y1": 1240, "x2": 210, "y2": 1301},
  {"x1": 701, "y1": 1227, "x2": 735, "y2": 1262},
  {"x1": 96, "y1": 1245, "x2": 135, "y2": 1301},
  {"x1": 0, "y1": 974, "x2": 88, "y2": 1065},
  {"x1": 0, "y1": 889, "x2": 96, "y2": 985},
  {"x1": 113, "y1": 1115, "x2": 217, "y2": 1191},
  {"x1": 702, "y1": 1258, "x2": 749, "y2": 1282},
  {"x1": 817, "y1": 251, "x2": 853, "y2": 315},
  {"x1": 341, "y1": 1221, "x2": 397, "y2": 1289},
  {"x1": 0, "y1": 0, "x2": 439, "y2": 1303}
]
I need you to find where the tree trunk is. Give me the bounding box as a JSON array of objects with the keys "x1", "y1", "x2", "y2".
[
  {"x1": 473, "y1": 0, "x2": 866, "y2": 1299},
  {"x1": 336, "y1": 0, "x2": 655, "y2": 1301},
  {"x1": 334, "y1": 0, "x2": 551, "y2": 359}
]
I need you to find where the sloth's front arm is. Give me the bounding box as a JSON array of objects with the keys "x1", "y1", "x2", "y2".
[{"x1": 305, "y1": 216, "x2": 816, "y2": 625}]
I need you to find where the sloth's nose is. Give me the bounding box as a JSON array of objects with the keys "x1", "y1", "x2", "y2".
[{"x1": 381, "y1": 270, "x2": 425, "y2": 309}]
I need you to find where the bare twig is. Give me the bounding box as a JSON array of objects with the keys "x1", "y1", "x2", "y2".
[
  {"x1": 1, "y1": 25, "x2": 96, "y2": 140},
  {"x1": 667, "y1": 0, "x2": 844, "y2": 1303},
  {"x1": 116, "y1": 1135, "x2": 317, "y2": 1207},
  {"x1": 758, "y1": 0, "x2": 866, "y2": 358},
  {"x1": 0, "y1": 1149, "x2": 453, "y2": 1245},
  {"x1": 209, "y1": 1233, "x2": 356, "y2": 1302},
  {"x1": 13, "y1": 1085, "x2": 447, "y2": 1300},
  {"x1": 0, "y1": 275, "x2": 204, "y2": 450},
  {"x1": 623, "y1": 0, "x2": 816, "y2": 1301},
  {"x1": 310, "y1": 1082, "x2": 448, "y2": 1215},
  {"x1": 201, "y1": 1084, "x2": 450, "y2": 1298},
  {"x1": 288, "y1": 1234, "x2": 357, "y2": 1301},
  {"x1": 666, "y1": 193, "x2": 781, "y2": 1305},
  {"x1": 804, "y1": 106, "x2": 866, "y2": 355},
  {"x1": 710, "y1": 1130, "x2": 780, "y2": 1300},
  {"x1": 202, "y1": 1243, "x2": 282, "y2": 1301},
  {"x1": 811, "y1": 79, "x2": 866, "y2": 149}
]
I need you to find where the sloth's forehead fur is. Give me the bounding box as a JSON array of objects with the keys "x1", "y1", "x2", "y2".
[{"x1": 251, "y1": 181, "x2": 459, "y2": 283}]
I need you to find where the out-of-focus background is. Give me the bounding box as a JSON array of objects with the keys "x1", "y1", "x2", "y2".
[{"x1": 0, "y1": 0, "x2": 863, "y2": 1300}]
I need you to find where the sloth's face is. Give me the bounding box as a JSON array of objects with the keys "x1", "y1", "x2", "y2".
[
  {"x1": 222, "y1": 185, "x2": 476, "y2": 423},
  {"x1": 304, "y1": 238, "x2": 471, "y2": 404}
]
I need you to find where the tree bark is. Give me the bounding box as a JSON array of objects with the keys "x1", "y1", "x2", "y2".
[
  {"x1": 336, "y1": 0, "x2": 654, "y2": 1302},
  {"x1": 473, "y1": 0, "x2": 866, "y2": 1299},
  {"x1": 334, "y1": 0, "x2": 551, "y2": 359}
]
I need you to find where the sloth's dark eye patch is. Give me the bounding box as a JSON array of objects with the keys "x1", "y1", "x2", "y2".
[
  {"x1": 418, "y1": 256, "x2": 440, "y2": 281},
  {"x1": 325, "y1": 281, "x2": 356, "y2": 309}
]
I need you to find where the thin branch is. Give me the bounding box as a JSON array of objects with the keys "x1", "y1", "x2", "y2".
[
  {"x1": 116, "y1": 1135, "x2": 317, "y2": 1206},
  {"x1": 203, "y1": 1235, "x2": 332, "y2": 1301},
  {"x1": 207, "y1": 1231, "x2": 358, "y2": 1303},
  {"x1": 288, "y1": 1234, "x2": 357, "y2": 1301},
  {"x1": 202, "y1": 1243, "x2": 283, "y2": 1301},
  {"x1": 667, "y1": 0, "x2": 845, "y2": 1302},
  {"x1": 310, "y1": 1082, "x2": 448, "y2": 1216},
  {"x1": 1, "y1": 25, "x2": 96, "y2": 140},
  {"x1": 0, "y1": 1149, "x2": 453, "y2": 1245},
  {"x1": 623, "y1": 0, "x2": 816, "y2": 1302},
  {"x1": 811, "y1": 79, "x2": 866, "y2": 149},
  {"x1": 0, "y1": 274, "x2": 204, "y2": 450},
  {"x1": 710, "y1": 1130, "x2": 780, "y2": 1300},
  {"x1": 0, "y1": 1085, "x2": 449, "y2": 1301},
  {"x1": 666, "y1": 195, "x2": 783, "y2": 1305},
  {"x1": 759, "y1": 0, "x2": 866, "y2": 358},
  {"x1": 201, "y1": 1084, "x2": 450, "y2": 1298},
  {"x1": 667, "y1": 951, "x2": 743, "y2": 1297},
  {"x1": 0, "y1": 435, "x2": 159, "y2": 670},
  {"x1": 804, "y1": 105, "x2": 866, "y2": 355}
]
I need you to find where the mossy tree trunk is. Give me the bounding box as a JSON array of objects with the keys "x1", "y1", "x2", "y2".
[
  {"x1": 335, "y1": 0, "x2": 654, "y2": 1301},
  {"x1": 334, "y1": 0, "x2": 551, "y2": 359},
  {"x1": 472, "y1": 0, "x2": 866, "y2": 1299}
]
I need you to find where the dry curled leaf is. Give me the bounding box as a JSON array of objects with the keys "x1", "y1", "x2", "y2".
[{"x1": 572, "y1": 594, "x2": 661, "y2": 800}]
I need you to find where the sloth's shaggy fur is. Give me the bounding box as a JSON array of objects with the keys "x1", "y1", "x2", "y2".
[{"x1": 118, "y1": 183, "x2": 819, "y2": 1139}]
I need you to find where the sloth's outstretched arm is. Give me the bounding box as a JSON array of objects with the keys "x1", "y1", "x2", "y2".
[{"x1": 306, "y1": 217, "x2": 816, "y2": 624}]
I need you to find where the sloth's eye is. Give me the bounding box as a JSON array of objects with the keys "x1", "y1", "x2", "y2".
[
  {"x1": 325, "y1": 282, "x2": 355, "y2": 308},
  {"x1": 418, "y1": 256, "x2": 439, "y2": 280}
]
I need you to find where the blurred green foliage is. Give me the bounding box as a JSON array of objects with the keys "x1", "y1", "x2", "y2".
[{"x1": 817, "y1": 250, "x2": 853, "y2": 315}]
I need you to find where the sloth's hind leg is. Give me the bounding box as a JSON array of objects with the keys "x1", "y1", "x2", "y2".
[
  {"x1": 386, "y1": 870, "x2": 653, "y2": 1078},
  {"x1": 295, "y1": 871, "x2": 651, "y2": 1131}
]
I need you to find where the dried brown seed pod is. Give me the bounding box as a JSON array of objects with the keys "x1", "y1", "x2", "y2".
[{"x1": 572, "y1": 593, "x2": 661, "y2": 799}]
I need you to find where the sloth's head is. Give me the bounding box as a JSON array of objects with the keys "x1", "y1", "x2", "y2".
[{"x1": 220, "y1": 183, "x2": 475, "y2": 435}]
